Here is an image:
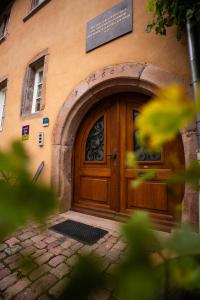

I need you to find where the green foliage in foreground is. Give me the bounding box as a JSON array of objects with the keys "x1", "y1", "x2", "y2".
[
  {"x1": 0, "y1": 84, "x2": 200, "y2": 299},
  {"x1": 146, "y1": 0, "x2": 200, "y2": 39},
  {"x1": 0, "y1": 141, "x2": 57, "y2": 241},
  {"x1": 135, "y1": 85, "x2": 197, "y2": 150},
  {"x1": 59, "y1": 212, "x2": 200, "y2": 300},
  {"x1": 127, "y1": 85, "x2": 200, "y2": 191},
  {"x1": 59, "y1": 84, "x2": 200, "y2": 299}
]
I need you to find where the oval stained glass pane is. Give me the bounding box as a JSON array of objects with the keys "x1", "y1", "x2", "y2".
[{"x1": 85, "y1": 116, "x2": 104, "y2": 161}]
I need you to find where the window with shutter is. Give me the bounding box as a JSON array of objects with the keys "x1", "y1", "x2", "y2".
[{"x1": 20, "y1": 54, "x2": 47, "y2": 118}]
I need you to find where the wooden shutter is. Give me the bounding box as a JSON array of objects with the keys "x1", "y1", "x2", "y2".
[
  {"x1": 0, "y1": 16, "x2": 7, "y2": 38},
  {"x1": 0, "y1": 88, "x2": 6, "y2": 130},
  {"x1": 20, "y1": 67, "x2": 35, "y2": 117}
]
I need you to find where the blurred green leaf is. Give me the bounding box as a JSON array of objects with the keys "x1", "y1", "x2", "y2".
[
  {"x1": 146, "y1": 0, "x2": 155, "y2": 12},
  {"x1": 131, "y1": 171, "x2": 156, "y2": 188},
  {"x1": 166, "y1": 226, "x2": 200, "y2": 256},
  {"x1": 122, "y1": 211, "x2": 162, "y2": 260},
  {"x1": 169, "y1": 257, "x2": 200, "y2": 290},
  {"x1": 168, "y1": 161, "x2": 200, "y2": 190},
  {"x1": 117, "y1": 212, "x2": 163, "y2": 300},
  {"x1": 126, "y1": 151, "x2": 138, "y2": 169},
  {"x1": 0, "y1": 141, "x2": 57, "y2": 241},
  {"x1": 59, "y1": 255, "x2": 105, "y2": 300},
  {"x1": 117, "y1": 266, "x2": 159, "y2": 300},
  {"x1": 136, "y1": 85, "x2": 195, "y2": 149},
  {"x1": 20, "y1": 255, "x2": 37, "y2": 274}
]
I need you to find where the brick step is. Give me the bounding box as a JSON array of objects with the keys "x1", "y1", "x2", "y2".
[
  {"x1": 150, "y1": 216, "x2": 176, "y2": 227},
  {"x1": 153, "y1": 221, "x2": 173, "y2": 233},
  {"x1": 72, "y1": 207, "x2": 177, "y2": 233}
]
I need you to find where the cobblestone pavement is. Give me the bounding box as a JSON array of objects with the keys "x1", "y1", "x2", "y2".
[{"x1": 0, "y1": 211, "x2": 126, "y2": 300}]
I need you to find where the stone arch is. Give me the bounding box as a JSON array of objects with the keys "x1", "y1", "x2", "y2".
[{"x1": 52, "y1": 62, "x2": 198, "y2": 227}]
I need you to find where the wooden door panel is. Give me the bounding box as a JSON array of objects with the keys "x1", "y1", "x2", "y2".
[
  {"x1": 127, "y1": 180, "x2": 168, "y2": 211},
  {"x1": 80, "y1": 168, "x2": 111, "y2": 177},
  {"x1": 80, "y1": 177, "x2": 111, "y2": 205},
  {"x1": 125, "y1": 169, "x2": 172, "y2": 179},
  {"x1": 119, "y1": 94, "x2": 184, "y2": 220},
  {"x1": 73, "y1": 97, "x2": 119, "y2": 214}
]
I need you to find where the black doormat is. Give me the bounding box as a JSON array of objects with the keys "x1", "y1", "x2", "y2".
[{"x1": 50, "y1": 219, "x2": 108, "y2": 245}]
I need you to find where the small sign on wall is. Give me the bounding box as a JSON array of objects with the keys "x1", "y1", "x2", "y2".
[
  {"x1": 22, "y1": 125, "x2": 29, "y2": 141},
  {"x1": 42, "y1": 117, "x2": 49, "y2": 127},
  {"x1": 86, "y1": 0, "x2": 133, "y2": 52}
]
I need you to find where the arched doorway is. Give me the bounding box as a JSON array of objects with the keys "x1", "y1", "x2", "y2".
[
  {"x1": 52, "y1": 63, "x2": 198, "y2": 229},
  {"x1": 72, "y1": 92, "x2": 185, "y2": 230}
]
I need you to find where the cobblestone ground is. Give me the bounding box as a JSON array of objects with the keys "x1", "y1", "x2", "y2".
[{"x1": 0, "y1": 212, "x2": 126, "y2": 300}]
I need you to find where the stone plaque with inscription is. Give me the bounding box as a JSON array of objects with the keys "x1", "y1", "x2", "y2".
[{"x1": 86, "y1": 0, "x2": 133, "y2": 52}]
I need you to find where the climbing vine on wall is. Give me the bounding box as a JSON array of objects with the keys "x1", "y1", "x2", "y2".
[{"x1": 146, "y1": 0, "x2": 200, "y2": 39}]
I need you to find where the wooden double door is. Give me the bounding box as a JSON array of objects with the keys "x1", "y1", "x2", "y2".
[{"x1": 73, "y1": 93, "x2": 184, "y2": 229}]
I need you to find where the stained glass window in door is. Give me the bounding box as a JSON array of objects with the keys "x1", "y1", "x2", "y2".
[
  {"x1": 133, "y1": 111, "x2": 161, "y2": 161},
  {"x1": 85, "y1": 116, "x2": 104, "y2": 161}
]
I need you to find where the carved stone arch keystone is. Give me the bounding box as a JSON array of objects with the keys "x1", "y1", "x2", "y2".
[{"x1": 52, "y1": 62, "x2": 198, "y2": 228}]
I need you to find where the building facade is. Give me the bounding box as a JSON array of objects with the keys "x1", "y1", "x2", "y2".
[{"x1": 0, "y1": 0, "x2": 197, "y2": 230}]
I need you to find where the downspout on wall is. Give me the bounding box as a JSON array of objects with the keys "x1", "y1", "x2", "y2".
[{"x1": 186, "y1": 20, "x2": 200, "y2": 231}]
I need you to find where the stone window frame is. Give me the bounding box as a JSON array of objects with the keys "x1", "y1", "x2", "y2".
[
  {"x1": 0, "y1": 3, "x2": 12, "y2": 44},
  {"x1": 0, "y1": 79, "x2": 8, "y2": 131},
  {"x1": 23, "y1": 0, "x2": 52, "y2": 22},
  {"x1": 20, "y1": 50, "x2": 49, "y2": 119}
]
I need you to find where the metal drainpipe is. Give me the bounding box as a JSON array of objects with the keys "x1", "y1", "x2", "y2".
[{"x1": 186, "y1": 20, "x2": 200, "y2": 231}]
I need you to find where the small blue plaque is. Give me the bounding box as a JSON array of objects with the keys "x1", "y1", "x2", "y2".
[{"x1": 42, "y1": 117, "x2": 49, "y2": 127}]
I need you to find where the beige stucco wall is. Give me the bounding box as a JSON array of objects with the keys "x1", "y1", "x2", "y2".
[{"x1": 0, "y1": 0, "x2": 190, "y2": 183}]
